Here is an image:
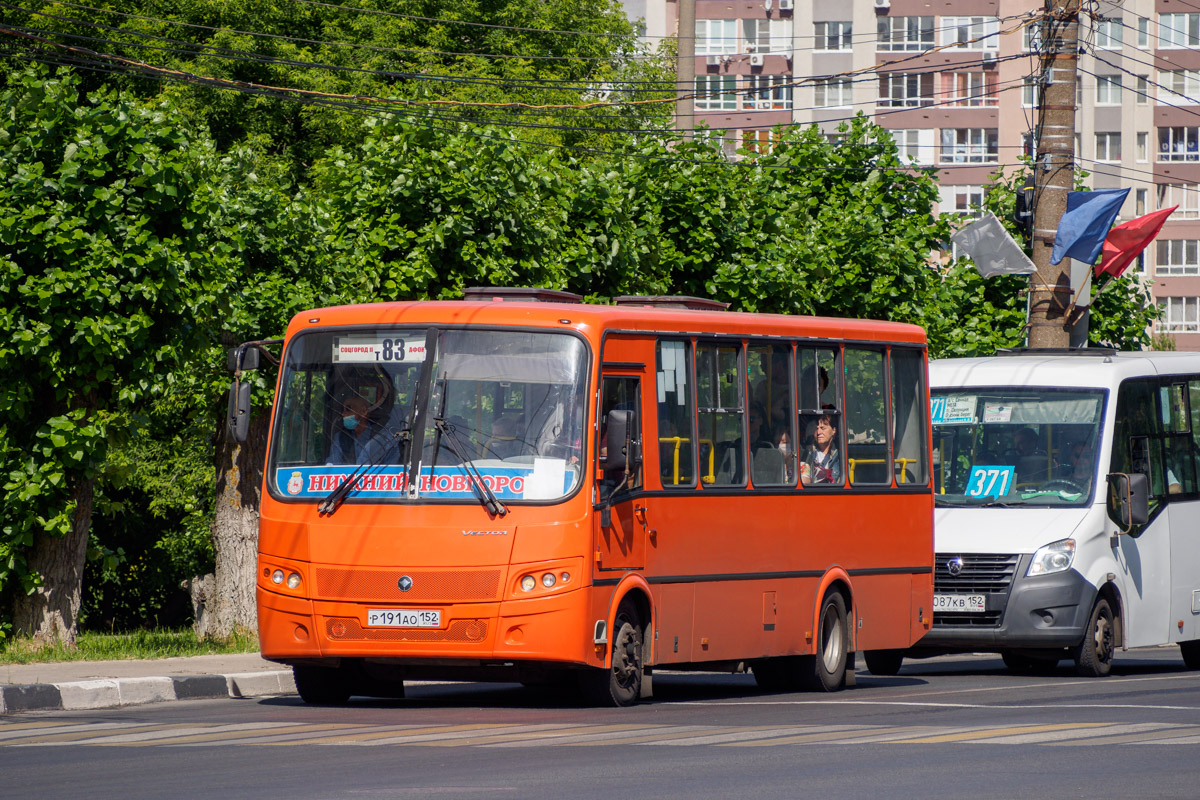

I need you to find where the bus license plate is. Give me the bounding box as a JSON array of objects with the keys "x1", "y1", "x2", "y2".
[
  {"x1": 366, "y1": 609, "x2": 441, "y2": 628},
  {"x1": 933, "y1": 594, "x2": 986, "y2": 613}
]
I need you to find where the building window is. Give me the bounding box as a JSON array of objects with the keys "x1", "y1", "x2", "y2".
[
  {"x1": 696, "y1": 19, "x2": 738, "y2": 55},
  {"x1": 1159, "y1": 296, "x2": 1200, "y2": 332},
  {"x1": 878, "y1": 73, "x2": 933, "y2": 107},
  {"x1": 1023, "y1": 132, "x2": 1036, "y2": 158},
  {"x1": 1023, "y1": 21, "x2": 1046, "y2": 52},
  {"x1": 940, "y1": 128, "x2": 999, "y2": 164},
  {"x1": 1160, "y1": 70, "x2": 1200, "y2": 105},
  {"x1": 887, "y1": 129, "x2": 935, "y2": 165},
  {"x1": 695, "y1": 75, "x2": 738, "y2": 110},
  {"x1": 943, "y1": 72, "x2": 998, "y2": 107},
  {"x1": 1160, "y1": 127, "x2": 1200, "y2": 161},
  {"x1": 744, "y1": 19, "x2": 793, "y2": 54},
  {"x1": 1095, "y1": 132, "x2": 1122, "y2": 162},
  {"x1": 814, "y1": 77, "x2": 852, "y2": 108},
  {"x1": 815, "y1": 21, "x2": 852, "y2": 52},
  {"x1": 744, "y1": 75, "x2": 793, "y2": 110},
  {"x1": 1137, "y1": 17, "x2": 1150, "y2": 48},
  {"x1": 1136, "y1": 76, "x2": 1149, "y2": 104},
  {"x1": 1096, "y1": 75, "x2": 1122, "y2": 104},
  {"x1": 939, "y1": 185, "x2": 986, "y2": 217},
  {"x1": 1094, "y1": 17, "x2": 1122, "y2": 49},
  {"x1": 1136, "y1": 189, "x2": 1147, "y2": 216},
  {"x1": 877, "y1": 16, "x2": 934, "y2": 52},
  {"x1": 1160, "y1": 14, "x2": 1200, "y2": 48},
  {"x1": 942, "y1": 17, "x2": 1000, "y2": 51},
  {"x1": 1160, "y1": 184, "x2": 1200, "y2": 218},
  {"x1": 1137, "y1": 131, "x2": 1149, "y2": 162},
  {"x1": 1022, "y1": 77, "x2": 1040, "y2": 107},
  {"x1": 742, "y1": 129, "x2": 776, "y2": 156},
  {"x1": 1158, "y1": 241, "x2": 1200, "y2": 275}
]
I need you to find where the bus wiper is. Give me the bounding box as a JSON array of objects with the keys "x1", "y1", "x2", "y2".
[
  {"x1": 317, "y1": 428, "x2": 410, "y2": 516},
  {"x1": 435, "y1": 417, "x2": 508, "y2": 517}
]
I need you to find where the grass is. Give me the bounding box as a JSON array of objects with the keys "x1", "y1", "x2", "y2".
[{"x1": 0, "y1": 628, "x2": 258, "y2": 665}]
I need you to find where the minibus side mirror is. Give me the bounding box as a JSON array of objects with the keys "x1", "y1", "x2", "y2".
[
  {"x1": 602, "y1": 409, "x2": 638, "y2": 473},
  {"x1": 227, "y1": 345, "x2": 260, "y2": 373},
  {"x1": 227, "y1": 380, "x2": 252, "y2": 443},
  {"x1": 1107, "y1": 472, "x2": 1149, "y2": 533}
]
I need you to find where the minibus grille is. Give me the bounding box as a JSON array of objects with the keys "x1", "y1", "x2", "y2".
[
  {"x1": 315, "y1": 567, "x2": 502, "y2": 602},
  {"x1": 325, "y1": 618, "x2": 488, "y2": 643},
  {"x1": 933, "y1": 553, "x2": 1020, "y2": 628}
]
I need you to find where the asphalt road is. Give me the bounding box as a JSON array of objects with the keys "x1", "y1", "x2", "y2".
[{"x1": 3, "y1": 648, "x2": 1199, "y2": 800}]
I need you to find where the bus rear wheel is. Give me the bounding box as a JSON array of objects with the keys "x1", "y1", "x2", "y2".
[
  {"x1": 1181, "y1": 640, "x2": 1200, "y2": 669},
  {"x1": 801, "y1": 590, "x2": 848, "y2": 692},
  {"x1": 1073, "y1": 598, "x2": 1115, "y2": 677},
  {"x1": 579, "y1": 598, "x2": 644, "y2": 707},
  {"x1": 293, "y1": 663, "x2": 352, "y2": 705}
]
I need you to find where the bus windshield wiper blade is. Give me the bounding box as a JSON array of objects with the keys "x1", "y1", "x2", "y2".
[
  {"x1": 435, "y1": 417, "x2": 508, "y2": 517},
  {"x1": 317, "y1": 428, "x2": 409, "y2": 516}
]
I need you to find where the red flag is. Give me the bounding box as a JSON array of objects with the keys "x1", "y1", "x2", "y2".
[{"x1": 1094, "y1": 206, "x2": 1178, "y2": 279}]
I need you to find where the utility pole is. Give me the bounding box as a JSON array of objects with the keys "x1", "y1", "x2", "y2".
[
  {"x1": 1028, "y1": 0, "x2": 1082, "y2": 348},
  {"x1": 676, "y1": 0, "x2": 695, "y2": 136}
]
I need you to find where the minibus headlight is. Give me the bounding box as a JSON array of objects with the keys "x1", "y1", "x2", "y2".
[
  {"x1": 271, "y1": 569, "x2": 285, "y2": 585},
  {"x1": 520, "y1": 575, "x2": 537, "y2": 592},
  {"x1": 1027, "y1": 538, "x2": 1076, "y2": 577},
  {"x1": 286, "y1": 572, "x2": 302, "y2": 589},
  {"x1": 542, "y1": 573, "x2": 556, "y2": 588}
]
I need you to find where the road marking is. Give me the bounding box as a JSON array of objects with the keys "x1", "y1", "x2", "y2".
[
  {"x1": 422, "y1": 724, "x2": 643, "y2": 747},
  {"x1": 721, "y1": 725, "x2": 893, "y2": 747},
  {"x1": 72, "y1": 722, "x2": 292, "y2": 745},
  {"x1": 0, "y1": 721, "x2": 138, "y2": 742},
  {"x1": 279, "y1": 723, "x2": 509, "y2": 746},
  {"x1": 644, "y1": 726, "x2": 819, "y2": 746},
  {"x1": 1048, "y1": 725, "x2": 1200, "y2": 746},
  {"x1": 501, "y1": 725, "x2": 708, "y2": 747},
  {"x1": 681, "y1": 699, "x2": 1200, "y2": 712},
  {"x1": 136, "y1": 722, "x2": 365, "y2": 746},
  {"x1": 889, "y1": 723, "x2": 1108, "y2": 744}
]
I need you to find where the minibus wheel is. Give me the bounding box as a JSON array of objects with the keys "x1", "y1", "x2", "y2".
[
  {"x1": 1181, "y1": 640, "x2": 1200, "y2": 670},
  {"x1": 1001, "y1": 651, "x2": 1060, "y2": 675},
  {"x1": 579, "y1": 598, "x2": 644, "y2": 707},
  {"x1": 293, "y1": 663, "x2": 352, "y2": 705},
  {"x1": 1073, "y1": 598, "x2": 1115, "y2": 677},
  {"x1": 863, "y1": 649, "x2": 905, "y2": 676},
  {"x1": 802, "y1": 590, "x2": 848, "y2": 692}
]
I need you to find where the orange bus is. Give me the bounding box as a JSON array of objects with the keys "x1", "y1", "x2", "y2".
[{"x1": 230, "y1": 288, "x2": 934, "y2": 706}]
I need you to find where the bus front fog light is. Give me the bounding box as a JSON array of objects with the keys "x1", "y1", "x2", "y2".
[
  {"x1": 286, "y1": 572, "x2": 302, "y2": 589},
  {"x1": 560, "y1": 571, "x2": 571, "y2": 583},
  {"x1": 521, "y1": 575, "x2": 536, "y2": 592},
  {"x1": 542, "y1": 573, "x2": 556, "y2": 588},
  {"x1": 1028, "y1": 538, "x2": 1076, "y2": 577},
  {"x1": 271, "y1": 569, "x2": 285, "y2": 585}
]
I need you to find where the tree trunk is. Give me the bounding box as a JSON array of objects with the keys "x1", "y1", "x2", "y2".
[
  {"x1": 196, "y1": 412, "x2": 269, "y2": 639},
  {"x1": 12, "y1": 477, "x2": 96, "y2": 647}
]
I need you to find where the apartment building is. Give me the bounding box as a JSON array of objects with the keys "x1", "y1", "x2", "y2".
[{"x1": 620, "y1": 0, "x2": 1200, "y2": 348}]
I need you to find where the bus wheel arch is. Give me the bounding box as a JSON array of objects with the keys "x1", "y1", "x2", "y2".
[
  {"x1": 582, "y1": 586, "x2": 650, "y2": 707},
  {"x1": 804, "y1": 577, "x2": 852, "y2": 692},
  {"x1": 1075, "y1": 589, "x2": 1118, "y2": 678}
]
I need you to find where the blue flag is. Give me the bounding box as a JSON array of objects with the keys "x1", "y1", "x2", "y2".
[{"x1": 1050, "y1": 188, "x2": 1130, "y2": 266}]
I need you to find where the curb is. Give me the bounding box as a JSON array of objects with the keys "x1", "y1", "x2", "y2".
[{"x1": 0, "y1": 670, "x2": 296, "y2": 715}]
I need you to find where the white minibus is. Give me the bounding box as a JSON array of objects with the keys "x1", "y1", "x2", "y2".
[{"x1": 886, "y1": 350, "x2": 1200, "y2": 677}]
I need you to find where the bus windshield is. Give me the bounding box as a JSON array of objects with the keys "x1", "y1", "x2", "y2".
[
  {"x1": 269, "y1": 327, "x2": 588, "y2": 504},
  {"x1": 932, "y1": 388, "x2": 1104, "y2": 507}
]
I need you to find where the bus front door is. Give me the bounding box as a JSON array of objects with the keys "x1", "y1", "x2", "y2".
[{"x1": 596, "y1": 373, "x2": 645, "y2": 572}]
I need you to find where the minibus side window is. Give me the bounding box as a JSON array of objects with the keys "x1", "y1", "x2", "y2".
[
  {"x1": 747, "y1": 343, "x2": 795, "y2": 486},
  {"x1": 1162, "y1": 382, "x2": 1197, "y2": 495},
  {"x1": 1111, "y1": 379, "x2": 1167, "y2": 508},
  {"x1": 697, "y1": 342, "x2": 745, "y2": 486},
  {"x1": 890, "y1": 348, "x2": 928, "y2": 486},
  {"x1": 797, "y1": 346, "x2": 844, "y2": 487},
  {"x1": 656, "y1": 339, "x2": 696, "y2": 488},
  {"x1": 844, "y1": 347, "x2": 892, "y2": 485}
]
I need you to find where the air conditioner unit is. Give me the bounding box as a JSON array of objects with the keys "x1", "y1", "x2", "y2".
[
  {"x1": 981, "y1": 53, "x2": 998, "y2": 69},
  {"x1": 778, "y1": 0, "x2": 794, "y2": 9},
  {"x1": 706, "y1": 55, "x2": 722, "y2": 66},
  {"x1": 874, "y1": 0, "x2": 890, "y2": 8},
  {"x1": 745, "y1": 42, "x2": 757, "y2": 53},
  {"x1": 750, "y1": 53, "x2": 765, "y2": 67}
]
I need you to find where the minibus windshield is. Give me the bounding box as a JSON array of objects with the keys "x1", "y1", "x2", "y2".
[
  {"x1": 269, "y1": 327, "x2": 588, "y2": 504},
  {"x1": 931, "y1": 388, "x2": 1104, "y2": 507}
]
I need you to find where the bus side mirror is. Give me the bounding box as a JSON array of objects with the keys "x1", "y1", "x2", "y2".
[
  {"x1": 227, "y1": 346, "x2": 260, "y2": 373},
  {"x1": 602, "y1": 409, "x2": 640, "y2": 473},
  {"x1": 227, "y1": 380, "x2": 252, "y2": 443},
  {"x1": 1107, "y1": 472, "x2": 1149, "y2": 533}
]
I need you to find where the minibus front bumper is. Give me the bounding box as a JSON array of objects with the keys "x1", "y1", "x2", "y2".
[{"x1": 919, "y1": 559, "x2": 1097, "y2": 650}]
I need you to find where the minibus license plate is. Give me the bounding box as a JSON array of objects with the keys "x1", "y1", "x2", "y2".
[
  {"x1": 933, "y1": 594, "x2": 985, "y2": 613},
  {"x1": 367, "y1": 609, "x2": 441, "y2": 627}
]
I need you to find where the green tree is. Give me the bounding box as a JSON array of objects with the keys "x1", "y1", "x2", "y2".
[{"x1": 0, "y1": 67, "x2": 229, "y2": 645}]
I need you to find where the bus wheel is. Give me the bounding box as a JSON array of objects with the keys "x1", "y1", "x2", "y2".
[
  {"x1": 1073, "y1": 598, "x2": 1115, "y2": 678},
  {"x1": 863, "y1": 649, "x2": 905, "y2": 676},
  {"x1": 293, "y1": 663, "x2": 352, "y2": 705},
  {"x1": 802, "y1": 591, "x2": 848, "y2": 692},
  {"x1": 752, "y1": 657, "x2": 800, "y2": 692},
  {"x1": 580, "y1": 598, "x2": 644, "y2": 707},
  {"x1": 1181, "y1": 640, "x2": 1200, "y2": 669}
]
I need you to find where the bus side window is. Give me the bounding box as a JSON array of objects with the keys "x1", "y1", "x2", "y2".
[
  {"x1": 844, "y1": 347, "x2": 891, "y2": 486},
  {"x1": 747, "y1": 343, "x2": 794, "y2": 486},
  {"x1": 1112, "y1": 379, "x2": 1167, "y2": 506},
  {"x1": 797, "y1": 346, "x2": 843, "y2": 487},
  {"x1": 1162, "y1": 382, "x2": 1196, "y2": 495},
  {"x1": 890, "y1": 348, "x2": 928, "y2": 486},
  {"x1": 656, "y1": 339, "x2": 696, "y2": 488},
  {"x1": 697, "y1": 341, "x2": 745, "y2": 486},
  {"x1": 598, "y1": 377, "x2": 642, "y2": 500}
]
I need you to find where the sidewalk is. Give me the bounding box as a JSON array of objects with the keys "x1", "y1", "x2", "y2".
[{"x1": 0, "y1": 653, "x2": 296, "y2": 715}]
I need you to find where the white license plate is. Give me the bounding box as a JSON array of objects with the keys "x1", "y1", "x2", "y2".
[
  {"x1": 933, "y1": 594, "x2": 986, "y2": 613},
  {"x1": 366, "y1": 609, "x2": 441, "y2": 628}
]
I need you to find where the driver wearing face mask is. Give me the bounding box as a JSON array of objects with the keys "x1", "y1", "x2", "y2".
[{"x1": 329, "y1": 396, "x2": 378, "y2": 464}]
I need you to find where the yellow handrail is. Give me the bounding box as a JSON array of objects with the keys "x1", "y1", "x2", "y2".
[
  {"x1": 846, "y1": 457, "x2": 917, "y2": 484},
  {"x1": 656, "y1": 437, "x2": 715, "y2": 485}
]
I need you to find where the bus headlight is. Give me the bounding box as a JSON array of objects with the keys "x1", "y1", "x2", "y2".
[
  {"x1": 541, "y1": 573, "x2": 556, "y2": 588},
  {"x1": 286, "y1": 572, "x2": 302, "y2": 589},
  {"x1": 521, "y1": 575, "x2": 537, "y2": 592},
  {"x1": 1027, "y1": 538, "x2": 1076, "y2": 577},
  {"x1": 271, "y1": 569, "x2": 285, "y2": 585}
]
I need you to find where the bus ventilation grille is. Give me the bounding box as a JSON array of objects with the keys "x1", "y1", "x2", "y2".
[
  {"x1": 326, "y1": 618, "x2": 488, "y2": 642},
  {"x1": 315, "y1": 567, "x2": 501, "y2": 602}
]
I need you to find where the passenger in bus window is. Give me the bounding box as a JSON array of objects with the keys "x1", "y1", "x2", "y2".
[
  {"x1": 329, "y1": 396, "x2": 397, "y2": 465},
  {"x1": 801, "y1": 413, "x2": 842, "y2": 485}
]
